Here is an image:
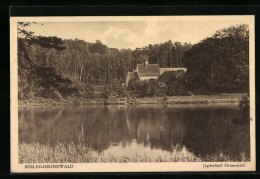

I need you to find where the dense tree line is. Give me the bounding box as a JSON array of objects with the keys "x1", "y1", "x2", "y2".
[
  {"x1": 183, "y1": 24, "x2": 249, "y2": 93},
  {"x1": 27, "y1": 39, "x2": 191, "y2": 84},
  {"x1": 18, "y1": 23, "x2": 249, "y2": 100},
  {"x1": 18, "y1": 23, "x2": 191, "y2": 100}
]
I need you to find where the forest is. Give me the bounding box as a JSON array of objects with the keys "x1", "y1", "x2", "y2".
[{"x1": 17, "y1": 22, "x2": 249, "y2": 101}]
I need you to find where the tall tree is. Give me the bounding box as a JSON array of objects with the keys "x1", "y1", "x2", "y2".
[
  {"x1": 18, "y1": 22, "x2": 67, "y2": 99},
  {"x1": 182, "y1": 24, "x2": 249, "y2": 93}
]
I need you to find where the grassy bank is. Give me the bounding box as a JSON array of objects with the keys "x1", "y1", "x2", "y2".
[
  {"x1": 18, "y1": 97, "x2": 103, "y2": 107},
  {"x1": 18, "y1": 94, "x2": 246, "y2": 107},
  {"x1": 135, "y1": 94, "x2": 244, "y2": 104},
  {"x1": 19, "y1": 143, "x2": 201, "y2": 163}
]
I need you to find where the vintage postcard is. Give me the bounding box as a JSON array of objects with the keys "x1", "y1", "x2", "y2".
[{"x1": 10, "y1": 16, "x2": 255, "y2": 172}]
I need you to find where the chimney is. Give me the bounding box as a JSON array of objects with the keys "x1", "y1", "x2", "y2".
[{"x1": 145, "y1": 60, "x2": 148, "y2": 69}]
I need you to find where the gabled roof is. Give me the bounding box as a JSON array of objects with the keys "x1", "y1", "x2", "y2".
[
  {"x1": 137, "y1": 64, "x2": 160, "y2": 77},
  {"x1": 127, "y1": 72, "x2": 138, "y2": 79},
  {"x1": 159, "y1": 68, "x2": 187, "y2": 75}
]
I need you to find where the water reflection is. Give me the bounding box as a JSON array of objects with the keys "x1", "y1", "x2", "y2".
[{"x1": 19, "y1": 104, "x2": 250, "y2": 162}]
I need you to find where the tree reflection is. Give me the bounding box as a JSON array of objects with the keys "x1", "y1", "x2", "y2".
[{"x1": 19, "y1": 104, "x2": 250, "y2": 161}]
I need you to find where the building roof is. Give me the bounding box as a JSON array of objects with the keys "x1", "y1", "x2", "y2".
[
  {"x1": 127, "y1": 72, "x2": 138, "y2": 79},
  {"x1": 157, "y1": 70, "x2": 186, "y2": 83},
  {"x1": 137, "y1": 64, "x2": 160, "y2": 77},
  {"x1": 159, "y1": 68, "x2": 187, "y2": 75}
]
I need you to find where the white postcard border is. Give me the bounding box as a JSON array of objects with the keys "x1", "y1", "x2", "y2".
[{"x1": 10, "y1": 15, "x2": 256, "y2": 173}]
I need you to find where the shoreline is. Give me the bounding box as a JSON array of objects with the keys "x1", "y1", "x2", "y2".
[{"x1": 18, "y1": 94, "x2": 246, "y2": 107}]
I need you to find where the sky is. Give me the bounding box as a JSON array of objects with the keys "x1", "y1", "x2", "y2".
[{"x1": 23, "y1": 17, "x2": 251, "y2": 49}]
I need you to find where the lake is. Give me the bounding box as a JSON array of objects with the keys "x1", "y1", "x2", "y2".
[{"x1": 18, "y1": 104, "x2": 250, "y2": 163}]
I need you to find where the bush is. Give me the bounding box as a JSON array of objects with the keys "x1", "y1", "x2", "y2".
[
  {"x1": 128, "y1": 79, "x2": 160, "y2": 97},
  {"x1": 109, "y1": 81, "x2": 129, "y2": 98},
  {"x1": 128, "y1": 79, "x2": 145, "y2": 91},
  {"x1": 147, "y1": 80, "x2": 160, "y2": 97},
  {"x1": 166, "y1": 81, "x2": 187, "y2": 96},
  {"x1": 101, "y1": 88, "x2": 111, "y2": 99},
  {"x1": 63, "y1": 82, "x2": 94, "y2": 99},
  {"x1": 50, "y1": 90, "x2": 63, "y2": 100},
  {"x1": 116, "y1": 87, "x2": 129, "y2": 98},
  {"x1": 18, "y1": 67, "x2": 84, "y2": 100}
]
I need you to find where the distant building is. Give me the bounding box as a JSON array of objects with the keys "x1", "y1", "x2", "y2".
[{"x1": 126, "y1": 60, "x2": 187, "y2": 87}]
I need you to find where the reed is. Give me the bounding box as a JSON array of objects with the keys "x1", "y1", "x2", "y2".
[{"x1": 19, "y1": 143, "x2": 201, "y2": 163}]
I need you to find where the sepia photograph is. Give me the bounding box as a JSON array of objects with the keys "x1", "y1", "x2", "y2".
[{"x1": 10, "y1": 16, "x2": 255, "y2": 172}]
